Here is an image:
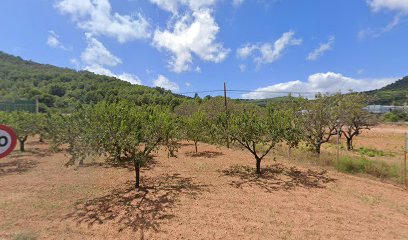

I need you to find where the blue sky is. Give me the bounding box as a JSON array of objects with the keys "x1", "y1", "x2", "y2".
[{"x1": 1, "y1": 0, "x2": 407, "y2": 99}]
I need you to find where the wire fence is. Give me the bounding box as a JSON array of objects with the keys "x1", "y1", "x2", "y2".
[{"x1": 0, "y1": 100, "x2": 36, "y2": 113}]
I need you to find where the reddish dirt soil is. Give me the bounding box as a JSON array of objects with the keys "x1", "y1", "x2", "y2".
[
  {"x1": 1, "y1": 129, "x2": 408, "y2": 239},
  {"x1": 355, "y1": 124, "x2": 408, "y2": 152}
]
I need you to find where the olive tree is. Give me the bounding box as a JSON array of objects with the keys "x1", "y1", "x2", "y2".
[
  {"x1": 6, "y1": 112, "x2": 39, "y2": 152},
  {"x1": 228, "y1": 106, "x2": 293, "y2": 174},
  {"x1": 301, "y1": 94, "x2": 341, "y2": 155},
  {"x1": 267, "y1": 97, "x2": 305, "y2": 159},
  {"x1": 184, "y1": 111, "x2": 207, "y2": 154},
  {"x1": 56, "y1": 101, "x2": 177, "y2": 189},
  {"x1": 339, "y1": 93, "x2": 376, "y2": 150}
]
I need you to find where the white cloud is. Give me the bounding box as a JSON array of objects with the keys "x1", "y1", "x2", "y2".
[
  {"x1": 150, "y1": 0, "x2": 217, "y2": 14},
  {"x1": 81, "y1": 33, "x2": 122, "y2": 68},
  {"x1": 84, "y1": 65, "x2": 142, "y2": 85},
  {"x1": 47, "y1": 30, "x2": 68, "y2": 50},
  {"x1": 239, "y1": 64, "x2": 246, "y2": 72},
  {"x1": 56, "y1": 0, "x2": 150, "y2": 43},
  {"x1": 233, "y1": 0, "x2": 245, "y2": 7},
  {"x1": 236, "y1": 44, "x2": 257, "y2": 59},
  {"x1": 367, "y1": 0, "x2": 408, "y2": 12},
  {"x1": 185, "y1": 82, "x2": 192, "y2": 87},
  {"x1": 70, "y1": 58, "x2": 80, "y2": 70},
  {"x1": 80, "y1": 34, "x2": 141, "y2": 85},
  {"x1": 362, "y1": 1, "x2": 407, "y2": 39},
  {"x1": 358, "y1": 14, "x2": 402, "y2": 40},
  {"x1": 237, "y1": 31, "x2": 302, "y2": 66},
  {"x1": 241, "y1": 72, "x2": 398, "y2": 99},
  {"x1": 153, "y1": 8, "x2": 229, "y2": 73},
  {"x1": 153, "y1": 75, "x2": 180, "y2": 92},
  {"x1": 117, "y1": 73, "x2": 142, "y2": 85},
  {"x1": 307, "y1": 36, "x2": 335, "y2": 61},
  {"x1": 357, "y1": 69, "x2": 365, "y2": 75}
]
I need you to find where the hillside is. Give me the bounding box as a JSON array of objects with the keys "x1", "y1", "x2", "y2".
[
  {"x1": 366, "y1": 76, "x2": 408, "y2": 105},
  {"x1": 0, "y1": 51, "x2": 188, "y2": 112}
]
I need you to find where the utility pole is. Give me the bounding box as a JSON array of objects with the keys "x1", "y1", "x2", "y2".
[
  {"x1": 404, "y1": 132, "x2": 407, "y2": 188},
  {"x1": 224, "y1": 82, "x2": 229, "y2": 148},
  {"x1": 336, "y1": 131, "x2": 340, "y2": 165}
]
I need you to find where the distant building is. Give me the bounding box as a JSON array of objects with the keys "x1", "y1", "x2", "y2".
[{"x1": 364, "y1": 105, "x2": 407, "y2": 114}]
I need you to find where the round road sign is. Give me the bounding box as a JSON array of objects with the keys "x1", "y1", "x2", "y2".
[{"x1": 0, "y1": 125, "x2": 17, "y2": 159}]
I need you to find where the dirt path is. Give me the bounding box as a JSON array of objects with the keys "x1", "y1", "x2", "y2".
[{"x1": 1, "y1": 140, "x2": 408, "y2": 239}]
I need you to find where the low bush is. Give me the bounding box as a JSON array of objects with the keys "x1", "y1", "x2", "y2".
[
  {"x1": 357, "y1": 147, "x2": 386, "y2": 157},
  {"x1": 383, "y1": 110, "x2": 408, "y2": 122},
  {"x1": 336, "y1": 156, "x2": 399, "y2": 179}
]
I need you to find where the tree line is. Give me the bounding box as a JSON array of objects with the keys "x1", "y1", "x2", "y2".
[{"x1": 0, "y1": 93, "x2": 375, "y2": 189}]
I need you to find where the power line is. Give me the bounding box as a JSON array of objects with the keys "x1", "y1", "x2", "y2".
[{"x1": 178, "y1": 89, "x2": 318, "y2": 95}]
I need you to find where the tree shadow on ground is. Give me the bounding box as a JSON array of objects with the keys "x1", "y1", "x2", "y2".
[
  {"x1": 12, "y1": 148, "x2": 52, "y2": 158},
  {"x1": 179, "y1": 142, "x2": 194, "y2": 147},
  {"x1": 76, "y1": 156, "x2": 159, "y2": 172},
  {"x1": 65, "y1": 173, "x2": 208, "y2": 234},
  {"x1": 0, "y1": 160, "x2": 38, "y2": 176},
  {"x1": 221, "y1": 164, "x2": 336, "y2": 192},
  {"x1": 185, "y1": 151, "x2": 224, "y2": 159}
]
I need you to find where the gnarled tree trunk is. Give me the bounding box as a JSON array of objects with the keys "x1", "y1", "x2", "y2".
[{"x1": 256, "y1": 156, "x2": 261, "y2": 174}]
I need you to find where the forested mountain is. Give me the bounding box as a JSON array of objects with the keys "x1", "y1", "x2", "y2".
[
  {"x1": 366, "y1": 76, "x2": 408, "y2": 105},
  {"x1": 1, "y1": 50, "x2": 406, "y2": 110},
  {"x1": 0, "y1": 51, "x2": 188, "y2": 112}
]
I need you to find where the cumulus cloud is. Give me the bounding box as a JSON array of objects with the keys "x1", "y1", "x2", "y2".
[
  {"x1": 56, "y1": 0, "x2": 150, "y2": 43},
  {"x1": 80, "y1": 34, "x2": 141, "y2": 85},
  {"x1": 153, "y1": 8, "x2": 229, "y2": 73},
  {"x1": 236, "y1": 31, "x2": 302, "y2": 66},
  {"x1": 307, "y1": 36, "x2": 335, "y2": 61},
  {"x1": 241, "y1": 72, "x2": 398, "y2": 99},
  {"x1": 367, "y1": 0, "x2": 408, "y2": 12},
  {"x1": 47, "y1": 31, "x2": 68, "y2": 50},
  {"x1": 153, "y1": 75, "x2": 180, "y2": 92},
  {"x1": 117, "y1": 73, "x2": 142, "y2": 85},
  {"x1": 81, "y1": 33, "x2": 122, "y2": 67},
  {"x1": 84, "y1": 64, "x2": 142, "y2": 85}
]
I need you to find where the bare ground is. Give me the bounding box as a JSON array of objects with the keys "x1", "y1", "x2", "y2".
[{"x1": 1, "y1": 127, "x2": 408, "y2": 239}]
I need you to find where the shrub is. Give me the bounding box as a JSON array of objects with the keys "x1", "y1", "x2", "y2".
[
  {"x1": 336, "y1": 156, "x2": 399, "y2": 179},
  {"x1": 383, "y1": 112, "x2": 399, "y2": 122},
  {"x1": 357, "y1": 147, "x2": 386, "y2": 157}
]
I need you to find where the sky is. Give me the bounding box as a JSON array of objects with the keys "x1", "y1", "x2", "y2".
[{"x1": 0, "y1": 0, "x2": 407, "y2": 99}]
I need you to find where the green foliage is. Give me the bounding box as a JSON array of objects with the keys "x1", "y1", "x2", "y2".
[
  {"x1": 357, "y1": 147, "x2": 387, "y2": 157},
  {"x1": 301, "y1": 93, "x2": 340, "y2": 155},
  {"x1": 52, "y1": 101, "x2": 178, "y2": 188},
  {"x1": 183, "y1": 111, "x2": 208, "y2": 153},
  {"x1": 0, "y1": 111, "x2": 43, "y2": 151},
  {"x1": 0, "y1": 51, "x2": 188, "y2": 112},
  {"x1": 336, "y1": 156, "x2": 399, "y2": 179},
  {"x1": 366, "y1": 76, "x2": 408, "y2": 105},
  {"x1": 339, "y1": 93, "x2": 376, "y2": 150},
  {"x1": 383, "y1": 110, "x2": 408, "y2": 122},
  {"x1": 267, "y1": 96, "x2": 305, "y2": 149},
  {"x1": 228, "y1": 106, "x2": 294, "y2": 173}
]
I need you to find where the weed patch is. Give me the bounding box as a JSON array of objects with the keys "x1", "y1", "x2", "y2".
[{"x1": 336, "y1": 156, "x2": 399, "y2": 179}]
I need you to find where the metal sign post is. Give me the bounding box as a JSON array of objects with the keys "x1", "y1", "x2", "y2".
[{"x1": 0, "y1": 125, "x2": 17, "y2": 159}]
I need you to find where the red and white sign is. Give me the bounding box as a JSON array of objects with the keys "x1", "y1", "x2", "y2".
[{"x1": 0, "y1": 125, "x2": 17, "y2": 159}]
